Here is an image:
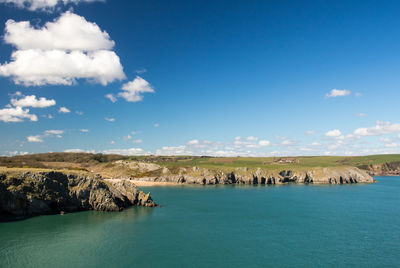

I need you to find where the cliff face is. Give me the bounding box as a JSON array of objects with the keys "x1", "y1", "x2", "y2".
[
  {"x1": 0, "y1": 170, "x2": 156, "y2": 221},
  {"x1": 131, "y1": 166, "x2": 375, "y2": 185},
  {"x1": 363, "y1": 162, "x2": 400, "y2": 176}
]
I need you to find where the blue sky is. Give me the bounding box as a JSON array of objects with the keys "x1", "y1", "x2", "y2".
[{"x1": 0, "y1": 0, "x2": 400, "y2": 156}]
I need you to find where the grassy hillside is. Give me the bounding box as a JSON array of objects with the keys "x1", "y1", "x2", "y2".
[{"x1": 1, "y1": 153, "x2": 400, "y2": 172}]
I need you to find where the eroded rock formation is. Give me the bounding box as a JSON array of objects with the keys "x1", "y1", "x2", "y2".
[
  {"x1": 0, "y1": 170, "x2": 156, "y2": 221},
  {"x1": 130, "y1": 166, "x2": 374, "y2": 185}
]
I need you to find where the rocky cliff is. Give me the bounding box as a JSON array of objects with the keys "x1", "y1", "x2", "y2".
[
  {"x1": 362, "y1": 162, "x2": 400, "y2": 176},
  {"x1": 128, "y1": 165, "x2": 375, "y2": 185},
  {"x1": 0, "y1": 169, "x2": 156, "y2": 221}
]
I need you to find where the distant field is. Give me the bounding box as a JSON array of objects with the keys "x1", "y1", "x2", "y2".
[
  {"x1": 150, "y1": 155, "x2": 400, "y2": 170},
  {"x1": 1, "y1": 153, "x2": 400, "y2": 172}
]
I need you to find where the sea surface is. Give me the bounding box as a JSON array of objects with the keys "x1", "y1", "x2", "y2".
[{"x1": 1, "y1": 176, "x2": 399, "y2": 267}]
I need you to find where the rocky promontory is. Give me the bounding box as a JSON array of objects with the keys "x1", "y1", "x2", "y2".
[
  {"x1": 108, "y1": 161, "x2": 375, "y2": 185},
  {"x1": 0, "y1": 169, "x2": 156, "y2": 221}
]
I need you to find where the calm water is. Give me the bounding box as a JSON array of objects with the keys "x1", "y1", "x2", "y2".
[{"x1": 1, "y1": 176, "x2": 399, "y2": 267}]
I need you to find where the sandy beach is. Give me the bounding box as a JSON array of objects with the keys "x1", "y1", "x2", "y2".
[{"x1": 105, "y1": 178, "x2": 179, "y2": 187}]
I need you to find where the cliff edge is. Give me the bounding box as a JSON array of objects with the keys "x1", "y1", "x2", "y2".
[{"x1": 0, "y1": 169, "x2": 156, "y2": 221}]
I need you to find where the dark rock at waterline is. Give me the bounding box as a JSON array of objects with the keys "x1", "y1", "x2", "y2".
[{"x1": 0, "y1": 171, "x2": 156, "y2": 221}]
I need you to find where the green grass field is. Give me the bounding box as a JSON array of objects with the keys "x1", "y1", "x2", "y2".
[
  {"x1": 151, "y1": 155, "x2": 400, "y2": 170},
  {"x1": 1, "y1": 153, "x2": 400, "y2": 172}
]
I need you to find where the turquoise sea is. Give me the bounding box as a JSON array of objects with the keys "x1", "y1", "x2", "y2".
[{"x1": 1, "y1": 176, "x2": 399, "y2": 267}]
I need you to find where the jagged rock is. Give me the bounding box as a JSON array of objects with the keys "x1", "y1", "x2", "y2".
[
  {"x1": 130, "y1": 166, "x2": 374, "y2": 186},
  {"x1": 0, "y1": 171, "x2": 156, "y2": 221}
]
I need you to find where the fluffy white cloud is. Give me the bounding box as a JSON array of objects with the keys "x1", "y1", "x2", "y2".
[
  {"x1": 153, "y1": 123, "x2": 159, "y2": 127},
  {"x1": 0, "y1": 0, "x2": 103, "y2": 11},
  {"x1": 105, "y1": 117, "x2": 115, "y2": 122},
  {"x1": 59, "y1": 106, "x2": 70, "y2": 113},
  {"x1": 0, "y1": 12, "x2": 125, "y2": 86},
  {"x1": 246, "y1": 136, "x2": 258, "y2": 141},
  {"x1": 80, "y1": 129, "x2": 89, "y2": 132},
  {"x1": 325, "y1": 129, "x2": 342, "y2": 137},
  {"x1": 132, "y1": 139, "x2": 143, "y2": 144},
  {"x1": 27, "y1": 129, "x2": 64, "y2": 143},
  {"x1": 0, "y1": 106, "x2": 38, "y2": 122},
  {"x1": 105, "y1": 93, "x2": 117, "y2": 103},
  {"x1": 4, "y1": 12, "x2": 113, "y2": 50},
  {"x1": 27, "y1": 135, "x2": 43, "y2": 142},
  {"x1": 354, "y1": 121, "x2": 400, "y2": 136},
  {"x1": 325, "y1": 89, "x2": 351, "y2": 98},
  {"x1": 305, "y1": 130, "x2": 314, "y2": 136},
  {"x1": 118, "y1": 76, "x2": 155, "y2": 102},
  {"x1": 11, "y1": 94, "x2": 55, "y2": 108},
  {"x1": 0, "y1": 49, "x2": 125, "y2": 86}
]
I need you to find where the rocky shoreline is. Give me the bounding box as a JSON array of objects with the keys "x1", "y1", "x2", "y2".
[
  {"x1": 0, "y1": 170, "x2": 156, "y2": 221},
  {"x1": 128, "y1": 166, "x2": 375, "y2": 185}
]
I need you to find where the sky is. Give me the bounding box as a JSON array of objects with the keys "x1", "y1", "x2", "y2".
[{"x1": 0, "y1": 0, "x2": 400, "y2": 157}]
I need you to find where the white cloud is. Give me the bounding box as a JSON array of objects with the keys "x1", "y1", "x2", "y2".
[
  {"x1": 44, "y1": 129, "x2": 64, "y2": 136},
  {"x1": 0, "y1": 106, "x2": 38, "y2": 122},
  {"x1": 187, "y1": 139, "x2": 199, "y2": 145},
  {"x1": 75, "y1": 111, "x2": 83, "y2": 115},
  {"x1": 153, "y1": 123, "x2": 159, "y2": 127},
  {"x1": 110, "y1": 140, "x2": 115, "y2": 144},
  {"x1": 80, "y1": 129, "x2": 89, "y2": 132},
  {"x1": 118, "y1": 76, "x2": 155, "y2": 102},
  {"x1": 11, "y1": 94, "x2": 55, "y2": 108},
  {"x1": 305, "y1": 130, "x2": 314, "y2": 136},
  {"x1": 380, "y1": 137, "x2": 391, "y2": 143},
  {"x1": 102, "y1": 148, "x2": 144, "y2": 155},
  {"x1": 0, "y1": 0, "x2": 103, "y2": 12},
  {"x1": 258, "y1": 140, "x2": 270, "y2": 146},
  {"x1": 4, "y1": 12, "x2": 113, "y2": 50},
  {"x1": 156, "y1": 146, "x2": 186, "y2": 155},
  {"x1": 246, "y1": 136, "x2": 258, "y2": 141},
  {"x1": 0, "y1": 12, "x2": 125, "y2": 86},
  {"x1": 6, "y1": 150, "x2": 29, "y2": 156},
  {"x1": 27, "y1": 135, "x2": 43, "y2": 142},
  {"x1": 281, "y1": 140, "x2": 293, "y2": 145},
  {"x1": 58, "y1": 106, "x2": 70, "y2": 113},
  {"x1": 105, "y1": 93, "x2": 117, "y2": 103},
  {"x1": 354, "y1": 121, "x2": 400, "y2": 136},
  {"x1": 311, "y1": 142, "x2": 321, "y2": 146},
  {"x1": 132, "y1": 139, "x2": 143, "y2": 144},
  {"x1": 325, "y1": 89, "x2": 351, "y2": 98},
  {"x1": 104, "y1": 117, "x2": 115, "y2": 122},
  {"x1": 0, "y1": 49, "x2": 125, "y2": 86},
  {"x1": 325, "y1": 129, "x2": 342, "y2": 137}
]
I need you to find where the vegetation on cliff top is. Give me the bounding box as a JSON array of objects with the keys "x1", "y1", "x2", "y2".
[{"x1": 1, "y1": 153, "x2": 400, "y2": 173}]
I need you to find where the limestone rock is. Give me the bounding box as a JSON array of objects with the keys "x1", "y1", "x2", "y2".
[{"x1": 0, "y1": 170, "x2": 156, "y2": 221}]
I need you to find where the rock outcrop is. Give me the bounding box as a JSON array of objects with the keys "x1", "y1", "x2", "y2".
[
  {"x1": 0, "y1": 170, "x2": 156, "y2": 221},
  {"x1": 130, "y1": 166, "x2": 374, "y2": 185},
  {"x1": 363, "y1": 162, "x2": 400, "y2": 176}
]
